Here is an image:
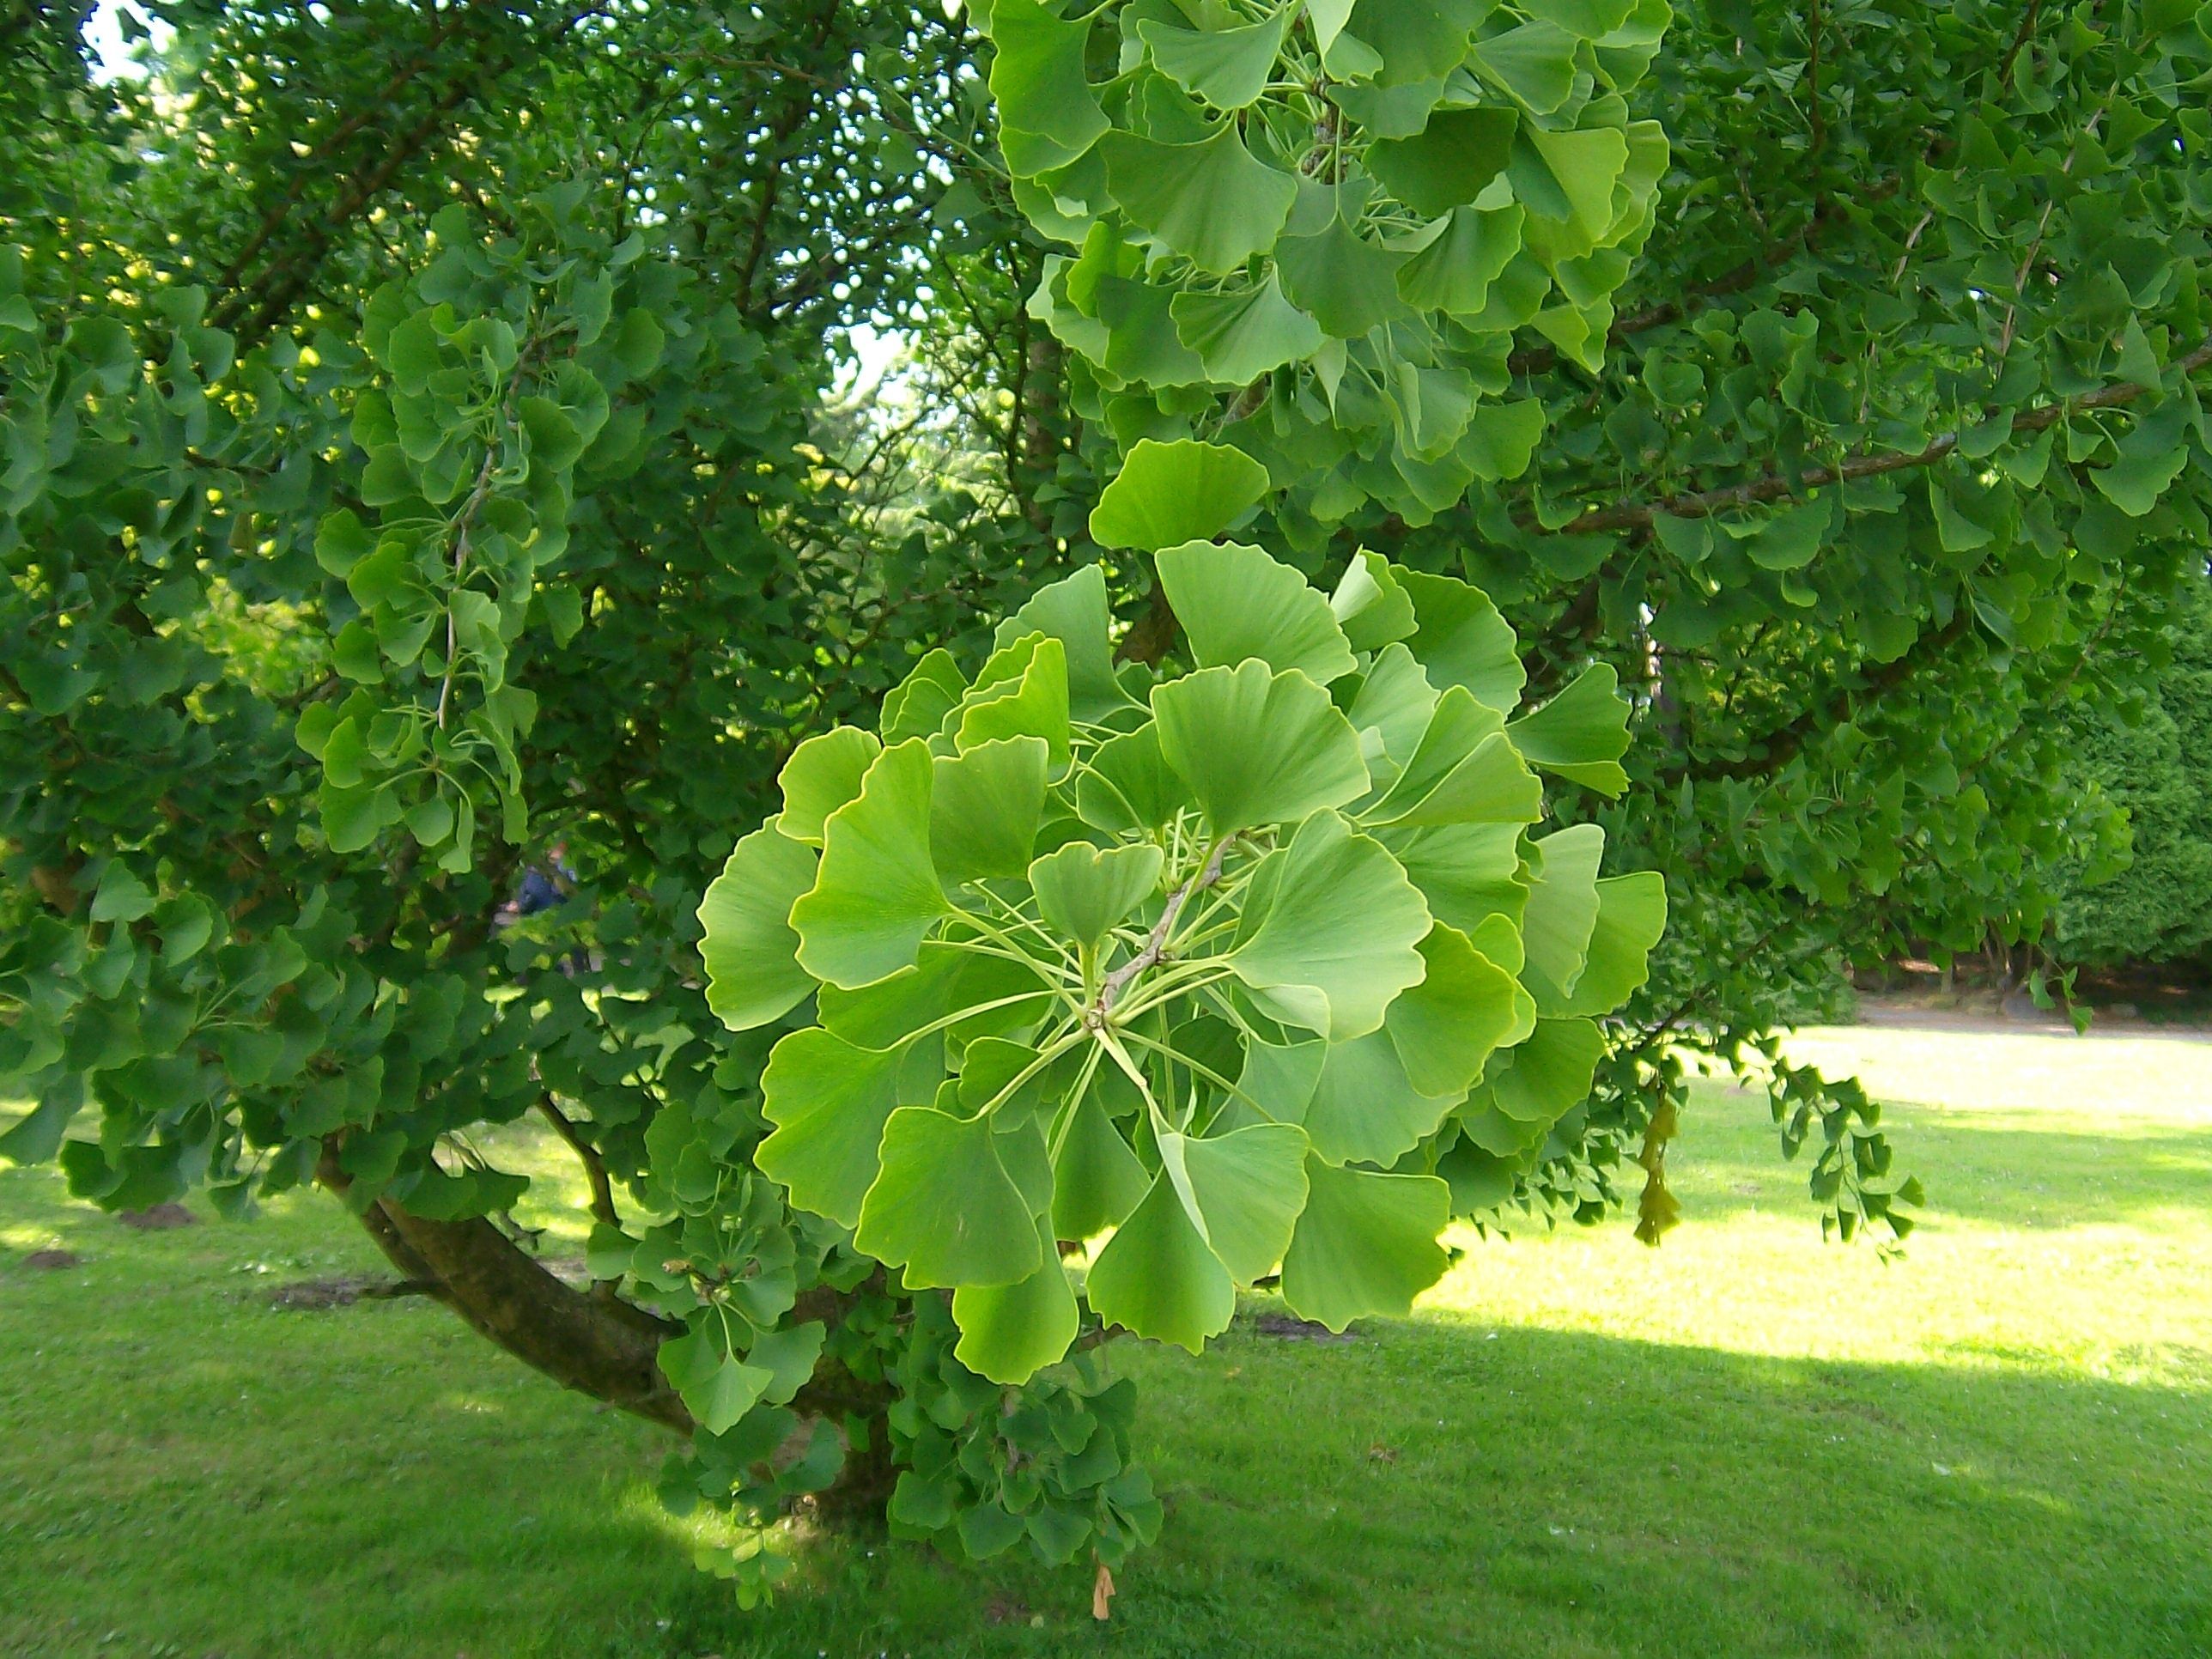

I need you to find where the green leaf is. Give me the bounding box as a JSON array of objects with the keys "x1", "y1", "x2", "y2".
[
  {"x1": 1172, "y1": 1121, "x2": 1309, "y2": 1281},
  {"x1": 1397, "y1": 568, "x2": 1526, "y2": 712},
  {"x1": 791, "y1": 739, "x2": 952, "y2": 988},
  {"x1": 659, "y1": 1329, "x2": 773, "y2": 1437},
  {"x1": 1151, "y1": 661, "x2": 1370, "y2": 833},
  {"x1": 995, "y1": 563, "x2": 1125, "y2": 722},
  {"x1": 955, "y1": 634, "x2": 1073, "y2": 768},
  {"x1": 1743, "y1": 500, "x2": 1829, "y2": 571},
  {"x1": 1138, "y1": 5, "x2": 1294, "y2": 110},
  {"x1": 932, "y1": 737, "x2": 1048, "y2": 885},
  {"x1": 779, "y1": 726, "x2": 884, "y2": 845},
  {"x1": 1076, "y1": 721, "x2": 1183, "y2": 834},
  {"x1": 1461, "y1": 399, "x2": 1548, "y2": 482},
  {"x1": 1100, "y1": 125, "x2": 1297, "y2": 274},
  {"x1": 1548, "y1": 871, "x2": 1666, "y2": 1016},
  {"x1": 697, "y1": 818, "x2": 819, "y2": 1031},
  {"x1": 1279, "y1": 1158, "x2": 1451, "y2": 1331},
  {"x1": 856, "y1": 1107, "x2": 1042, "y2": 1288},
  {"x1": 1169, "y1": 272, "x2": 1325, "y2": 384},
  {"x1": 1522, "y1": 0, "x2": 1636, "y2": 35},
  {"x1": 1346, "y1": 643, "x2": 1440, "y2": 770},
  {"x1": 1509, "y1": 125, "x2": 1629, "y2": 247},
  {"x1": 1274, "y1": 216, "x2": 1410, "y2": 337},
  {"x1": 1387, "y1": 923, "x2": 1522, "y2": 1097},
  {"x1": 1051, "y1": 1081, "x2": 1152, "y2": 1238},
  {"x1": 1089, "y1": 439, "x2": 1270, "y2": 551},
  {"x1": 882, "y1": 649, "x2": 968, "y2": 744},
  {"x1": 1158, "y1": 538, "x2": 1357, "y2": 684},
  {"x1": 90, "y1": 862, "x2": 155, "y2": 924},
  {"x1": 1329, "y1": 550, "x2": 1419, "y2": 653},
  {"x1": 2094, "y1": 400, "x2": 2191, "y2": 516},
  {"x1": 746, "y1": 1322, "x2": 827, "y2": 1407},
  {"x1": 313, "y1": 509, "x2": 374, "y2": 578},
  {"x1": 1030, "y1": 841, "x2": 1164, "y2": 951},
  {"x1": 1084, "y1": 1170, "x2": 1237, "y2": 1352},
  {"x1": 1505, "y1": 661, "x2": 1631, "y2": 795},
  {"x1": 1468, "y1": 21, "x2": 1579, "y2": 112},
  {"x1": 1302, "y1": 1029, "x2": 1460, "y2": 1165},
  {"x1": 1519, "y1": 823, "x2": 1604, "y2": 1006},
  {"x1": 1398, "y1": 204, "x2": 1526, "y2": 314},
  {"x1": 1364, "y1": 687, "x2": 1541, "y2": 828},
  {"x1": 758, "y1": 1029, "x2": 933, "y2": 1225},
  {"x1": 1488, "y1": 1016, "x2": 1603, "y2": 1121},
  {"x1": 987, "y1": 0, "x2": 1109, "y2": 176},
  {"x1": 1367, "y1": 107, "x2": 1519, "y2": 216},
  {"x1": 1231, "y1": 808, "x2": 1431, "y2": 1040},
  {"x1": 1342, "y1": 0, "x2": 1490, "y2": 81},
  {"x1": 952, "y1": 1212, "x2": 1080, "y2": 1382}
]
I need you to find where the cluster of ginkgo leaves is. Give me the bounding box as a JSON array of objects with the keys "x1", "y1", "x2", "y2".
[
  {"x1": 697, "y1": 508, "x2": 1664, "y2": 1390},
  {"x1": 989, "y1": 0, "x2": 1669, "y2": 534}
]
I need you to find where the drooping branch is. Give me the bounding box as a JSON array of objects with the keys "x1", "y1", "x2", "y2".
[{"x1": 1547, "y1": 338, "x2": 2212, "y2": 538}]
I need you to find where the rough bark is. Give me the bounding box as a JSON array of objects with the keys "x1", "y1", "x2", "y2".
[
  {"x1": 315, "y1": 1146, "x2": 904, "y2": 1520},
  {"x1": 320, "y1": 1146, "x2": 693, "y2": 1431}
]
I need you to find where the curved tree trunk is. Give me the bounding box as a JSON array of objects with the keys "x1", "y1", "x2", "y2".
[
  {"x1": 315, "y1": 1147, "x2": 902, "y2": 1518},
  {"x1": 321, "y1": 1147, "x2": 693, "y2": 1431}
]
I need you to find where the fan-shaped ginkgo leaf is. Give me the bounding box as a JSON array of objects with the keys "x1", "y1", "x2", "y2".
[
  {"x1": 1231, "y1": 808, "x2": 1431, "y2": 1040},
  {"x1": 1520, "y1": 822, "x2": 1606, "y2": 1002},
  {"x1": 790, "y1": 739, "x2": 952, "y2": 989},
  {"x1": 778, "y1": 726, "x2": 881, "y2": 846},
  {"x1": 1030, "y1": 840, "x2": 1164, "y2": 951},
  {"x1": 1152, "y1": 661, "x2": 1369, "y2": 833},
  {"x1": 1158, "y1": 538, "x2": 1357, "y2": 684},
  {"x1": 952, "y1": 1211, "x2": 1080, "y2": 1382},
  {"x1": 1085, "y1": 1170, "x2": 1237, "y2": 1352},
  {"x1": 1089, "y1": 438, "x2": 1270, "y2": 552},
  {"x1": 1137, "y1": 5, "x2": 1295, "y2": 109},
  {"x1": 1397, "y1": 568, "x2": 1526, "y2": 712},
  {"x1": 856, "y1": 1106, "x2": 1042, "y2": 1289},
  {"x1": 758, "y1": 1028, "x2": 939, "y2": 1226},
  {"x1": 1547, "y1": 870, "x2": 1667, "y2": 1017},
  {"x1": 932, "y1": 737, "x2": 1048, "y2": 886},
  {"x1": 1279, "y1": 1158, "x2": 1453, "y2": 1331},
  {"x1": 995, "y1": 563, "x2": 1126, "y2": 723},
  {"x1": 697, "y1": 818, "x2": 818, "y2": 1032},
  {"x1": 1099, "y1": 125, "x2": 1297, "y2": 274},
  {"x1": 1507, "y1": 661, "x2": 1632, "y2": 795}
]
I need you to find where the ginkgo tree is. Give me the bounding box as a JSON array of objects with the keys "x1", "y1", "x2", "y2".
[{"x1": 6, "y1": 0, "x2": 2206, "y2": 1620}]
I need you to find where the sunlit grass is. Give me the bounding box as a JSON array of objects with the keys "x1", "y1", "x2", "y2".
[{"x1": 2, "y1": 1025, "x2": 2207, "y2": 1656}]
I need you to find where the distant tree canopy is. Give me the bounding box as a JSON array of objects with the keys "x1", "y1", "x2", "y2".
[
  {"x1": 3, "y1": 0, "x2": 2209, "y2": 1600},
  {"x1": 2055, "y1": 564, "x2": 2212, "y2": 970}
]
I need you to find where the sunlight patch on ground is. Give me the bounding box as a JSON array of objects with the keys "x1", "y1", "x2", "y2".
[{"x1": 1422, "y1": 1032, "x2": 2212, "y2": 1391}]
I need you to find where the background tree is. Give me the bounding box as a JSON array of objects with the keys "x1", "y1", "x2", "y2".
[{"x1": 3, "y1": 0, "x2": 2209, "y2": 1601}]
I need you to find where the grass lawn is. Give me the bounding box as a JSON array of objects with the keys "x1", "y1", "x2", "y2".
[{"x1": 3, "y1": 1024, "x2": 2209, "y2": 1658}]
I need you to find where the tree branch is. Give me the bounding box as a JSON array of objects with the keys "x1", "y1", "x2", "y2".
[
  {"x1": 1093, "y1": 838, "x2": 1232, "y2": 1022},
  {"x1": 537, "y1": 1095, "x2": 620, "y2": 1229},
  {"x1": 1547, "y1": 337, "x2": 2212, "y2": 537}
]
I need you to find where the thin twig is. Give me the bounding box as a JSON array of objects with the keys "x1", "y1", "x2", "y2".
[{"x1": 1092, "y1": 838, "x2": 1234, "y2": 1023}]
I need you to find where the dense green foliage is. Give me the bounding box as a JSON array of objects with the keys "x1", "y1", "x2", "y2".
[
  {"x1": 3, "y1": 0, "x2": 2210, "y2": 1602},
  {"x1": 2054, "y1": 564, "x2": 2212, "y2": 968}
]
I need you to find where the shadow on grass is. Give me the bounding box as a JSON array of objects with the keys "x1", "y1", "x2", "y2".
[
  {"x1": 6, "y1": 1230, "x2": 2206, "y2": 1658},
  {"x1": 659, "y1": 1312, "x2": 2212, "y2": 1659}
]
